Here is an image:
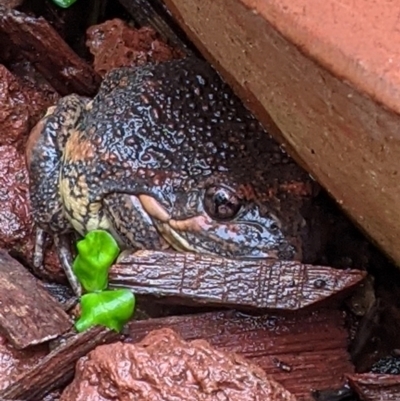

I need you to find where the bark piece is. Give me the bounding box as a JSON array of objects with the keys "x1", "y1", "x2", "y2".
[
  {"x1": 0, "y1": 64, "x2": 59, "y2": 151},
  {"x1": 0, "y1": 250, "x2": 71, "y2": 349},
  {"x1": 347, "y1": 373, "x2": 400, "y2": 401},
  {"x1": 86, "y1": 18, "x2": 184, "y2": 77},
  {"x1": 0, "y1": 6, "x2": 100, "y2": 96},
  {"x1": 60, "y1": 328, "x2": 297, "y2": 401},
  {"x1": 0, "y1": 334, "x2": 47, "y2": 391},
  {"x1": 0, "y1": 65, "x2": 30, "y2": 149},
  {"x1": 1, "y1": 308, "x2": 353, "y2": 400},
  {"x1": 118, "y1": 0, "x2": 193, "y2": 55},
  {"x1": 110, "y1": 251, "x2": 366, "y2": 311},
  {"x1": 0, "y1": 0, "x2": 23, "y2": 7},
  {"x1": 124, "y1": 308, "x2": 353, "y2": 400},
  {"x1": 0, "y1": 327, "x2": 122, "y2": 401},
  {"x1": 0, "y1": 145, "x2": 31, "y2": 250}
]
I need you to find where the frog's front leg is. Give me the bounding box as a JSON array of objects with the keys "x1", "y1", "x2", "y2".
[
  {"x1": 26, "y1": 94, "x2": 90, "y2": 296},
  {"x1": 33, "y1": 227, "x2": 82, "y2": 296}
]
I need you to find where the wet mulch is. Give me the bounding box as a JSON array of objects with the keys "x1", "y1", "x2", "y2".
[{"x1": 0, "y1": 1, "x2": 399, "y2": 400}]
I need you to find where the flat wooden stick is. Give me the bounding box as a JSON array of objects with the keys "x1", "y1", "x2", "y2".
[{"x1": 110, "y1": 250, "x2": 366, "y2": 310}]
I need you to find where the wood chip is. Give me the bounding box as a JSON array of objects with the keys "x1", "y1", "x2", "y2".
[
  {"x1": 0, "y1": 0, "x2": 23, "y2": 9},
  {"x1": 124, "y1": 308, "x2": 354, "y2": 400},
  {"x1": 0, "y1": 327, "x2": 122, "y2": 400},
  {"x1": 110, "y1": 251, "x2": 366, "y2": 310},
  {"x1": 347, "y1": 373, "x2": 400, "y2": 401},
  {"x1": 0, "y1": 250, "x2": 71, "y2": 349},
  {"x1": 0, "y1": 308, "x2": 354, "y2": 400},
  {"x1": 0, "y1": 6, "x2": 100, "y2": 96},
  {"x1": 0, "y1": 333, "x2": 48, "y2": 392},
  {"x1": 118, "y1": 0, "x2": 192, "y2": 55}
]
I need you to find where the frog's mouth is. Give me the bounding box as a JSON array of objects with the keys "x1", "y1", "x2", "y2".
[
  {"x1": 138, "y1": 194, "x2": 212, "y2": 254},
  {"x1": 137, "y1": 194, "x2": 286, "y2": 259}
]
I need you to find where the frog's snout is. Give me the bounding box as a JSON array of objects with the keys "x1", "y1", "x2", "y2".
[{"x1": 136, "y1": 194, "x2": 294, "y2": 259}]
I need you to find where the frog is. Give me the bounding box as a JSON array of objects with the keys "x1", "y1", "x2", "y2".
[{"x1": 25, "y1": 57, "x2": 323, "y2": 296}]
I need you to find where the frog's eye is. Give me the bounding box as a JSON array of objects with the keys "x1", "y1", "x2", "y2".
[{"x1": 203, "y1": 186, "x2": 242, "y2": 220}]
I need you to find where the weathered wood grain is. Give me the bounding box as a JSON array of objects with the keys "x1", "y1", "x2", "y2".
[
  {"x1": 0, "y1": 6, "x2": 100, "y2": 96},
  {"x1": 110, "y1": 250, "x2": 366, "y2": 310},
  {"x1": 347, "y1": 373, "x2": 400, "y2": 401},
  {"x1": 0, "y1": 250, "x2": 71, "y2": 349},
  {"x1": 0, "y1": 327, "x2": 122, "y2": 400}
]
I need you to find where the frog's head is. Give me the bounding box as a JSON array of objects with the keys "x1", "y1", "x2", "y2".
[
  {"x1": 112, "y1": 57, "x2": 318, "y2": 262},
  {"x1": 132, "y1": 171, "x2": 314, "y2": 262}
]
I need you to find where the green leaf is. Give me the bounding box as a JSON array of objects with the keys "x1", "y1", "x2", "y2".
[
  {"x1": 75, "y1": 290, "x2": 136, "y2": 332},
  {"x1": 73, "y1": 230, "x2": 120, "y2": 292},
  {"x1": 50, "y1": 0, "x2": 79, "y2": 8}
]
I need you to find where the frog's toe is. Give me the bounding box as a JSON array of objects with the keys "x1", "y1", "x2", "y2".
[
  {"x1": 33, "y1": 227, "x2": 46, "y2": 270},
  {"x1": 54, "y1": 234, "x2": 82, "y2": 297},
  {"x1": 64, "y1": 266, "x2": 82, "y2": 297}
]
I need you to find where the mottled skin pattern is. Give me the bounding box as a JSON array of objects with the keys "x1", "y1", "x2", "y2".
[{"x1": 26, "y1": 57, "x2": 320, "y2": 295}]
